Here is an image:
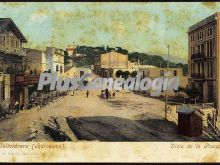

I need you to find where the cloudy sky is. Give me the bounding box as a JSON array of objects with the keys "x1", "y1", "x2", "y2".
[{"x1": 0, "y1": 2, "x2": 220, "y2": 63}]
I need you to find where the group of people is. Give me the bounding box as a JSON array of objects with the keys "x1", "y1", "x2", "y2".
[
  {"x1": 70, "y1": 89, "x2": 116, "y2": 99},
  {"x1": 85, "y1": 89, "x2": 116, "y2": 99},
  {"x1": 0, "y1": 91, "x2": 68, "y2": 119},
  {"x1": 101, "y1": 89, "x2": 115, "y2": 99}
]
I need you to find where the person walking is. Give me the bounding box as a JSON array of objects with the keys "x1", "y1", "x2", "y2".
[
  {"x1": 86, "y1": 90, "x2": 89, "y2": 98},
  {"x1": 15, "y1": 100, "x2": 20, "y2": 113},
  {"x1": 105, "y1": 89, "x2": 109, "y2": 99},
  {"x1": 112, "y1": 92, "x2": 115, "y2": 99}
]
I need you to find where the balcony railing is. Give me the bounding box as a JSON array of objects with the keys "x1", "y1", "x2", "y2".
[
  {"x1": 191, "y1": 73, "x2": 205, "y2": 79},
  {"x1": 16, "y1": 74, "x2": 40, "y2": 85},
  {"x1": 191, "y1": 53, "x2": 206, "y2": 60},
  {"x1": 0, "y1": 45, "x2": 25, "y2": 56},
  {"x1": 5, "y1": 68, "x2": 23, "y2": 74}
]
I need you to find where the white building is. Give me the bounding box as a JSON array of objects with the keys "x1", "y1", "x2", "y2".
[
  {"x1": 64, "y1": 67, "x2": 91, "y2": 78},
  {"x1": 45, "y1": 47, "x2": 65, "y2": 76}
]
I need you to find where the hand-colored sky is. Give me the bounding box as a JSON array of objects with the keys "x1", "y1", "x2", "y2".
[{"x1": 1, "y1": 2, "x2": 220, "y2": 63}]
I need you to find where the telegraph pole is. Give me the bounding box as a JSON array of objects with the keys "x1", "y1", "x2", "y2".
[
  {"x1": 165, "y1": 45, "x2": 170, "y2": 120},
  {"x1": 42, "y1": 42, "x2": 45, "y2": 51}
]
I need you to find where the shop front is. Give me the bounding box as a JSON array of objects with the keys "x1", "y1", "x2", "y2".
[{"x1": 15, "y1": 75, "x2": 40, "y2": 108}]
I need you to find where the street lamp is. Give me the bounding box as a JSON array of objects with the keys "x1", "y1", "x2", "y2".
[{"x1": 164, "y1": 45, "x2": 170, "y2": 120}]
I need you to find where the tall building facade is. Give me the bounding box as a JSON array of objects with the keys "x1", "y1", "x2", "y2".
[
  {"x1": 188, "y1": 13, "x2": 220, "y2": 112},
  {"x1": 0, "y1": 18, "x2": 27, "y2": 108}
]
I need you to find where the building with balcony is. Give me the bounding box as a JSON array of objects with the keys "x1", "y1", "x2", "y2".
[
  {"x1": 188, "y1": 13, "x2": 220, "y2": 110},
  {"x1": 0, "y1": 18, "x2": 27, "y2": 108},
  {"x1": 0, "y1": 18, "x2": 27, "y2": 74}
]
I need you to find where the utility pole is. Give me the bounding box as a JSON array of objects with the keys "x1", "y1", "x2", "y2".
[
  {"x1": 42, "y1": 42, "x2": 45, "y2": 51},
  {"x1": 165, "y1": 45, "x2": 170, "y2": 120}
]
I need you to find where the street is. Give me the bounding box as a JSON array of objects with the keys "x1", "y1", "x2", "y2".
[{"x1": 0, "y1": 90, "x2": 203, "y2": 141}]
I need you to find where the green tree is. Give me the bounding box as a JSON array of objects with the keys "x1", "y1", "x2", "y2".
[
  {"x1": 130, "y1": 70, "x2": 137, "y2": 77},
  {"x1": 115, "y1": 70, "x2": 123, "y2": 78},
  {"x1": 122, "y1": 71, "x2": 131, "y2": 79},
  {"x1": 182, "y1": 64, "x2": 188, "y2": 76},
  {"x1": 115, "y1": 47, "x2": 128, "y2": 55},
  {"x1": 106, "y1": 45, "x2": 115, "y2": 52}
]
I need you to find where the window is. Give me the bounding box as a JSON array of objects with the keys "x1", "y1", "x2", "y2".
[
  {"x1": 202, "y1": 63, "x2": 205, "y2": 75},
  {"x1": 197, "y1": 63, "x2": 200, "y2": 74},
  {"x1": 201, "y1": 44, "x2": 204, "y2": 55},
  {"x1": 56, "y1": 65, "x2": 59, "y2": 71},
  {"x1": 173, "y1": 70, "x2": 177, "y2": 76},
  {"x1": 207, "y1": 27, "x2": 213, "y2": 36},
  {"x1": 207, "y1": 41, "x2": 210, "y2": 57},
  {"x1": 80, "y1": 71, "x2": 84, "y2": 77},
  {"x1": 210, "y1": 40, "x2": 213, "y2": 57},
  {"x1": 6, "y1": 36, "x2": 9, "y2": 46},
  {"x1": 197, "y1": 45, "x2": 200, "y2": 54},
  {"x1": 60, "y1": 66, "x2": 63, "y2": 73},
  {"x1": 16, "y1": 41, "x2": 18, "y2": 48},
  {"x1": 160, "y1": 70, "x2": 164, "y2": 76},
  {"x1": 210, "y1": 61, "x2": 213, "y2": 77},
  {"x1": 207, "y1": 61, "x2": 210, "y2": 77}
]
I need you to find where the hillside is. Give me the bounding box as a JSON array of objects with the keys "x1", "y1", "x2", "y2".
[{"x1": 67, "y1": 45, "x2": 188, "y2": 75}]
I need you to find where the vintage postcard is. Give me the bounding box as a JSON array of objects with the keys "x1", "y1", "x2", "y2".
[{"x1": 0, "y1": 1, "x2": 220, "y2": 163}]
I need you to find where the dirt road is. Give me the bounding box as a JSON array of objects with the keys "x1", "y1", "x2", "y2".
[{"x1": 0, "y1": 90, "x2": 202, "y2": 141}]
